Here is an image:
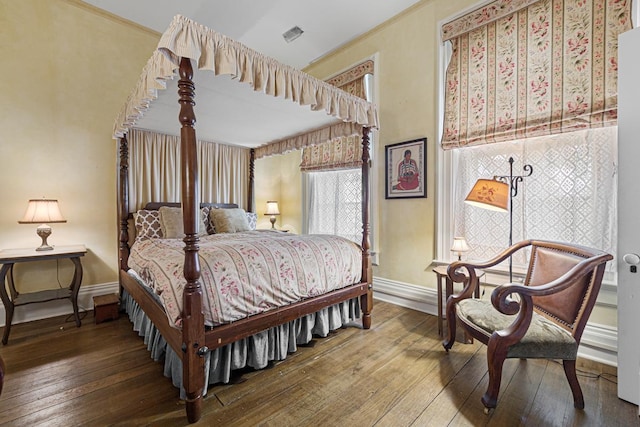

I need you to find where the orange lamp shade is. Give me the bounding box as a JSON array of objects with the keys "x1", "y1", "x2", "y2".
[{"x1": 464, "y1": 179, "x2": 509, "y2": 212}]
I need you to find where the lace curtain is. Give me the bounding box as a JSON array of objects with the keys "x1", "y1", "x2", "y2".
[
  {"x1": 441, "y1": 0, "x2": 631, "y2": 150},
  {"x1": 307, "y1": 170, "x2": 363, "y2": 243},
  {"x1": 453, "y1": 127, "x2": 617, "y2": 271},
  {"x1": 127, "y1": 128, "x2": 250, "y2": 212}
]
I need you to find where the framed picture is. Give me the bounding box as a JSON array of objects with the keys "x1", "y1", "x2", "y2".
[{"x1": 385, "y1": 137, "x2": 427, "y2": 199}]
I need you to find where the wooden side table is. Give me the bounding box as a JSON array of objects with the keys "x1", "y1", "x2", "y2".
[
  {"x1": 0, "y1": 244, "x2": 87, "y2": 344},
  {"x1": 433, "y1": 264, "x2": 484, "y2": 342}
]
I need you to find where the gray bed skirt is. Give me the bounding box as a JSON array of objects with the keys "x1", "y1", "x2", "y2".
[{"x1": 121, "y1": 288, "x2": 362, "y2": 399}]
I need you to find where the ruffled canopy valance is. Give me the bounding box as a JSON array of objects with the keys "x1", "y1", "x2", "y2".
[
  {"x1": 113, "y1": 15, "x2": 379, "y2": 145},
  {"x1": 254, "y1": 122, "x2": 362, "y2": 159}
]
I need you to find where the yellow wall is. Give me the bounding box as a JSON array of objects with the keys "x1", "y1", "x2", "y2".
[
  {"x1": 0, "y1": 0, "x2": 158, "y2": 292},
  {"x1": 254, "y1": 151, "x2": 302, "y2": 234},
  {"x1": 280, "y1": 0, "x2": 478, "y2": 287}
]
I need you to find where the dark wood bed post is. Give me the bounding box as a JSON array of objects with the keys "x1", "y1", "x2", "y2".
[
  {"x1": 360, "y1": 126, "x2": 373, "y2": 329},
  {"x1": 178, "y1": 56, "x2": 206, "y2": 424},
  {"x1": 248, "y1": 148, "x2": 255, "y2": 212},
  {"x1": 118, "y1": 136, "x2": 130, "y2": 274}
]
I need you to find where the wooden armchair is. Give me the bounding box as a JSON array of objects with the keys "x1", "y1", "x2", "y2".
[{"x1": 442, "y1": 240, "x2": 612, "y2": 413}]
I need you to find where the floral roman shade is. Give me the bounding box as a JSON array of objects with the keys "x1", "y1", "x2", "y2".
[
  {"x1": 440, "y1": 0, "x2": 632, "y2": 150},
  {"x1": 300, "y1": 60, "x2": 373, "y2": 171},
  {"x1": 299, "y1": 134, "x2": 363, "y2": 172}
]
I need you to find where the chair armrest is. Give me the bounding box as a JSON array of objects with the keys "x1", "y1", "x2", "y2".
[
  {"x1": 446, "y1": 240, "x2": 534, "y2": 304},
  {"x1": 449, "y1": 240, "x2": 534, "y2": 275},
  {"x1": 486, "y1": 252, "x2": 612, "y2": 347}
]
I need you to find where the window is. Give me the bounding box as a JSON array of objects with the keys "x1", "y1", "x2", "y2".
[
  {"x1": 307, "y1": 170, "x2": 362, "y2": 244},
  {"x1": 446, "y1": 127, "x2": 617, "y2": 274},
  {"x1": 303, "y1": 66, "x2": 376, "y2": 255}
]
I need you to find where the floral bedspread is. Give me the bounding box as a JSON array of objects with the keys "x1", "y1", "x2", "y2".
[{"x1": 128, "y1": 230, "x2": 362, "y2": 328}]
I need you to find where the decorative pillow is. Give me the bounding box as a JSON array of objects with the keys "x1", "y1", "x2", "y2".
[
  {"x1": 246, "y1": 212, "x2": 257, "y2": 230},
  {"x1": 134, "y1": 210, "x2": 163, "y2": 241},
  {"x1": 159, "y1": 206, "x2": 208, "y2": 238},
  {"x1": 210, "y1": 208, "x2": 251, "y2": 233},
  {"x1": 201, "y1": 206, "x2": 217, "y2": 234}
]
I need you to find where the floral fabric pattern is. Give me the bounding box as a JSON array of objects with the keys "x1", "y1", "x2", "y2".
[
  {"x1": 299, "y1": 134, "x2": 363, "y2": 172},
  {"x1": 128, "y1": 230, "x2": 362, "y2": 328},
  {"x1": 300, "y1": 61, "x2": 371, "y2": 171},
  {"x1": 442, "y1": 0, "x2": 540, "y2": 41},
  {"x1": 441, "y1": 0, "x2": 631, "y2": 150}
]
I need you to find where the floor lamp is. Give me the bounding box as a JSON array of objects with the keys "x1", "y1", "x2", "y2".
[{"x1": 464, "y1": 157, "x2": 533, "y2": 282}]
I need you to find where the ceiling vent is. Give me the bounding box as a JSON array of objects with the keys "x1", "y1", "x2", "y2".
[{"x1": 282, "y1": 26, "x2": 304, "y2": 43}]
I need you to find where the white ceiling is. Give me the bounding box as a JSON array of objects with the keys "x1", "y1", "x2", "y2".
[{"x1": 82, "y1": 0, "x2": 422, "y2": 69}]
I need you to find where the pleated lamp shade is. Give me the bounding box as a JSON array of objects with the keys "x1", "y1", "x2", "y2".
[
  {"x1": 18, "y1": 199, "x2": 66, "y2": 251},
  {"x1": 451, "y1": 236, "x2": 470, "y2": 261}
]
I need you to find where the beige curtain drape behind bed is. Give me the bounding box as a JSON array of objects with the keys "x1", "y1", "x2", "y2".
[{"x1": 128, "y1": 128, "x2": 250, "y2": 212}]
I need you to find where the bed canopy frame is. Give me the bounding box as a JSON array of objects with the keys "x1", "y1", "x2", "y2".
[{"x1": 114, "y1": 15, "x2": 378, "y2": 423}]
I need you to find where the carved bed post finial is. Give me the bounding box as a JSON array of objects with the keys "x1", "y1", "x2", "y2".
[
  {"x1": 177, "y1": 56, "x2": 205, "y2": 424},
  {"x1": 248, "y1": 148, "x2": 255, "y2": 213},
  {"x1": 118, "y1": 136, "x2": 130, "y2": 273},
  {"x1": 360, "y1": 126, "x2": 373, "y2": 329}
]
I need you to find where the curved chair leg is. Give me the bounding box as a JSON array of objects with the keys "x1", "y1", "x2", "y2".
[
  {"x1": 563, "y1": 359, "x2": 584, "y2": 409},
  {"x1": 482, "y1": 345, "x2": 507, "y2": 411},
  {"x1": 442, "y1": 299, "x2": 457, "y2": 351}
]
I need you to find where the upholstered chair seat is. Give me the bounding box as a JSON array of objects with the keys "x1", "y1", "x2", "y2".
[{"x1": 457, "y1": 299, "x2": 577, "y2": 360}]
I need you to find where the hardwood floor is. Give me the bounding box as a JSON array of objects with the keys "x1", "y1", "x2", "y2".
[{"x1": 0, "y1": 301, "x2": 636, "y2": 426}]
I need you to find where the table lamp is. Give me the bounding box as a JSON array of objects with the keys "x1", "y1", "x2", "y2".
[
  {"x1": 265, "y1": 201, "x2": 280, "y2": 229},
  {"x1": 450, "y1": 237, "x2": 470, "y2": 261},
  {"x1": 18, "y1": 198, "x2": 66, "y2": 251}
]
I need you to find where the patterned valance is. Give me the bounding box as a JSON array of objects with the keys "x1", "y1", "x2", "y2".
[
  {"x1": 442, "y1": 0, "x2": 540, "y2": 41},
  {"x1": 441, "y1": 0, "x2": 632, "y2": 150},
  {"x1": 299, "y1": 134, "x2": 363, "y2": 172},
  {"x1": 300, "y1": 61, "x2": 373, "y2": 171},
  {"x1": 254, "y1": 122, "x2": 362, "y2": 159}
]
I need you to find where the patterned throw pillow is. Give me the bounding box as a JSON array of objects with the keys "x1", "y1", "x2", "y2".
[
  {"x1": 201, "y1": 206, "x2": 215, "y2": 234},
  {"x1": 246, "y1": 212, "x2": 257, "y2": 230},
  {"x1": 134, "y1": 210, "x2": 163, "y2": 241}
]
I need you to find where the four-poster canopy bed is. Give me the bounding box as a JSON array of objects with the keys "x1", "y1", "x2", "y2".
[{"x1": 113, "y1": 15, "x2": 379, "y2": 423}]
